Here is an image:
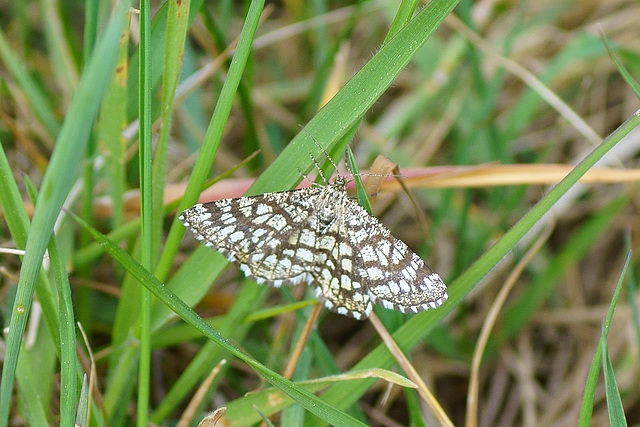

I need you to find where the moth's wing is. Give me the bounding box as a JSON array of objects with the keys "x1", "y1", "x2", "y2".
[
  {"x1": 341, "y1": 201, "x2": 448, "y2": 314},
  {"x1": 179, "y1": 187, "x2": 319, "y2": 286},
  {"x1": 305, "y1": 213, "x2": 373, "y2": 320}
]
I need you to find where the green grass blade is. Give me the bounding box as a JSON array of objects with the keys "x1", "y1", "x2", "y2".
[
  {"x1": 47, "y1": 237, "x2": 77, "y2": 427},
  {"x1": 0, "y1": 4, "x2": 131, "y2": 425},
  {"x1": 602, "y1": 32, "x2": 640, "y2": 98},
  {"x1": 155, "y1": 0, "x2": 265, "y2": 282},
  {"x1": 151, "y1": 0, "x2": 191, "y2": 264},
  {"x1": 82, "y1": 0, "x2": 98, "y2": 61},
  {"x1": 624, "y1": 232, "x2": 640, "y2": 359},
  {"x1": 0, "y1": 28, "x2": 60, "y2": 137},
  {"x1": 98, "y1": 12, "x2": 131, "y2": 230},
  {"x1": 71, "y1": 211, "x2": 368, "y2": 427},
  {"x1": 75, "y1": 375, "x2": 89, "y2": 427},
  {"x1": 579, "y1": 250, "x2": 631, "y2": 427},
  {"x1": 385, "y1": 0, "x2": 419, "y2": 42},
  {"x1": 305, "y1": 99, "x2": 640, "y2": 427},
  {"x1": 137, "y1": 1, "x2": 153, "y2": 425},
  {"x1": 601, "y1": 252, "x2": 630, "y2": 426},
  {"x1": 580, "y1": 338, "x2": 603, "y2": 425},
  {"x1": 602, "y1": 340, "x2": 627, "y2": 427},
  {"x1": 346, "y1": 147, "x2": 373, "y2": 214}
]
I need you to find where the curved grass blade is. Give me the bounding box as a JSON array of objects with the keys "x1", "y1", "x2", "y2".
[
  {"x1": 579, "y1": 251, "x2": 631, "y2": 426},
  {"x1": 0, "y1": 3, "x2": 131, "y2": 425},
  {"x1": 70, "y1": 211, "x2": 368, "y2": 427},
  {"x1": 306, "y1": 108, "x2": 640, "y2": 427}
]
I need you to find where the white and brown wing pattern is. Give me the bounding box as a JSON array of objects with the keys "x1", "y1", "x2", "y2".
[
  {"x1": 179, "y1": 175, "x2": 448, "y2": 319},
  {"x1": 178, "y1": 186, "x2": 321, "y2": 287},
  {"x1": 340, "y1": 198, "x2": 448, "y2": 314}
]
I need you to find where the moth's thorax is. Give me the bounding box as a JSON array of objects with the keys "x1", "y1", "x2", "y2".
[{"x1": 314, "y1": 176, "x2": 350, "y2": 233}]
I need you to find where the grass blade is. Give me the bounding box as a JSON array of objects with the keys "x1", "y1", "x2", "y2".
[
  {"x1": 71, "y1": 211, "x2": 368, "y2": 427},
  {"x1": 307, "y1": 103, "x2": 640, "y2": 427},
  {"x1": 580, "y1": 252, "x2": 631, "y2": 426},
  {"x1": 0, "y1": 3, "x2": 130, "y2": 425}
]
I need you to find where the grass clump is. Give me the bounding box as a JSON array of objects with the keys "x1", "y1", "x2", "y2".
[{"x1": 1, "y1": 1, "x2": 639, "y2": 426}]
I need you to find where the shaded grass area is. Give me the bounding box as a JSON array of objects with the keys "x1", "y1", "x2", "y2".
[{"x1": 1, "y1": 0, "x2": 639, "y2": 426}]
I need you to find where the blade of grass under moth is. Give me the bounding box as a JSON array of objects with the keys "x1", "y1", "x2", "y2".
[
  {"x1": 305, "y1": 104, "x2": 640, "y2": 427},
  {"x1": 71, "y1": 211, "x2": 369, "y2": 427}
]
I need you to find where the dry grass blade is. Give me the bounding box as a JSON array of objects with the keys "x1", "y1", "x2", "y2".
[
  {"x1": 197, "y1": 407, "x2": 227, "y2": 427},
  {"x1": 364, "y1": 155, "x2": 398, "y2": 203},
  {"x1": 465, "y1": 226, "x2": 553, "y2": 427},
  {"x1": 2, "y1": 0, "x2": 638, "y2": 424},
  {"x1": 368, "y1": 313, "x2": 454, "y2": 426},
  {"x1": 445, "y1": 13, "x2": 602, "y2": 146},
  {"x1": 282, "y1": 303, "x2": 323, "y2": 380},
  {"x1": 180, "y1": 360, "x2": 228, "y2": 427},
  {"x1": 76, "y1": 323, "x2": 105, "y2": 427},
  {"x1": 381, "y1": 164, "x2": 640, "y2": 190}
]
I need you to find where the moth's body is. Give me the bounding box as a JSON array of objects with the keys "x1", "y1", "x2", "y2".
[{"x1": 180, "y1": 175, "x2": 447, "y2": 319}]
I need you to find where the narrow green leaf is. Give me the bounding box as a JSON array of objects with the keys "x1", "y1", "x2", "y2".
[
  {"x1": 0, "y1": 4, "x2": 131, "y2": 424},
  {"x1": 137, "y1": 1, "x2": 153, "y2": 425},
  {"x1": 599, "y1": 252, "x2": 630, "y2": 427},
  {"x1": 75, "y1": 375, "x2": 89, "y2": 427},
  {"x1": 385, "y1": 0, "x2": 419, "y2": 43},
  {"x1": 98, "y1": 12, "x2": 131, "y2": 229},
  {"x1": 347, "y1": 147, "x2": 373, "y2": 215},
  {"x1": 48, "y1": 240, "x2": 77, "y2": 427},
  {"x1": 214, "y1": 368, "x2": 416, "y2": 425},
  {"x1": 602, "y1": 32, "x2": 640, "y2": 99},
  {"x1": 151, "y1": 0, "x2": 192, "y2": 264},
  {"x1": 71, "y1": 212, "x2": 367, "y2": 427},
  {"x1": 156, "y1": 0, "x2": 265, "y2": 281},
  {"x1": 307, "y1": 90, "x2": 640, "y2": 427},
  {"x1": 602, "y1": 341, "x2": 627, "y2": 427}
]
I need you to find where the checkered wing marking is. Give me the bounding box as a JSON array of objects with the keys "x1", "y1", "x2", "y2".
[
  {"x1": 179, "y1": 187, "x2": 322, "y2": 287},
  {"x1": 304, "y1": 210, "x2": 373, "y2": 319},
  {"x1": 340, "y1": 198, "x2": 449, "y2": 314},
  {"x1": 180, "y1": 175, "x2": 448, "y2": 319}
]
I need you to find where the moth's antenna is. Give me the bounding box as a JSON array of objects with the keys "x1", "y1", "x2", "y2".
[
  {"x1": 300, "y1": 126, "x2": 341, "y2": 181},
  {"x1": 308, "y1": 152, "x2": 328, "y2": 185},
  {"x1": 298, "y1": 126, "x2": 405, "y2": 186},
  {"x1": 343, "y1": 146, "x2": 361, "y2": 187},
  {"x1": 344, "y1": 152, "x2": 353, "y2": 176},
  {"x1": 296, "y1": 152, "x2": 330, "y2": 188},
  {"x1": 296, "y1": 166, "x2": 317, "y2": 187}
]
